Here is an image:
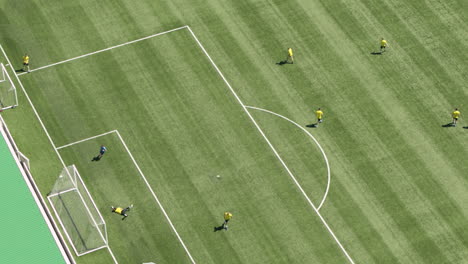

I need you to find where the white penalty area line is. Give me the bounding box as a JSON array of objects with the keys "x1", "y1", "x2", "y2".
[
  {"x1": 57, "y1": 130, "x2": 197, "y2": 264},
  {"x1": 0, "y1": 44, "x2": 119, "y2": 264},
  {"x1": 17, "y1": 25, "x2": 188, "y2": 76},
  {"x1": 245, "y1": 106, "x2": 331, "y2": 211},
  {"x1": 187, "y1": 26, "x2": 355, "y2": 264}
]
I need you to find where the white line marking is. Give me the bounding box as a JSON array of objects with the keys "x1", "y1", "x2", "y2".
[
  {"x1": 17, "y1": 25, "x2": 188, "y2": 76},
  {"x1": 114, "y1": 130, "x2": 196, "y2": 264},
  {"x1": 5, "y1": 24, "x2": 350, "y2": 262},
  {"x1": 245, "y1": 106, "x2": 331, "y2": 211},
  {"x1": 0, "y1": 124, "x2": 73, "y2": 264},
  {"x1": 47, "y1": 187, "x2": 77, "y2": 198},
  {"x1": 56, "y1": 130, "x2": 117, "y2": 150},
  {"x1": 47, "y1": 196, "x2": 82, "y2": 260},
  {"x1": 4, "y1": 26, "x2": 196, "y2": 264},
  {"x1": 57, "y1": 129, "x2": 197, "y2": 263},
  {"x1": 0, "y1": 44, "x2": 120, "y2": 264},
  {"x1": 187, "y1": 26, "x2": 355, "y2": 264}
]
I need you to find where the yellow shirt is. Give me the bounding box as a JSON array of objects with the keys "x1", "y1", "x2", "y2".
[
  {"x1": 23, "y1": 55, "x2": 29, "y2": 64},
  {"x1": 381, "y1": 39, "x2": 387, "y2": 47},
  {"x1": 452, "y1": 110, "x2": 460, "y2": 119},
  {"x1": 224, "y1": 212, "x2": 232, "y2": 221},
  {"x1": 316, "y1": 110, "x2": 323, "y2": 119},
  {"x1": 115, "y1": 207, "x2": 123, "y2": 214},
  {"x1": 288, "y1": 48, "x2": 293, "y2": 57}
]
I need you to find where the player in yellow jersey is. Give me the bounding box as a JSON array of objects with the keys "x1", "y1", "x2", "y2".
[
  {"x1": 380, "y1": 38, "x2": 388, "y2": 53},
  {"x1": 223, "y1": 212, "x2": 233, "y2": 230},
  {"x1": 315, "y1": 108, "x2": 323, "y2": 127},
  {"x1": 452, "y1": 108, "x2": 460, "y2": 126},
  {"x1": 286, "y1": 48, "x2": 294, "y2": 64},
  {"x1": 111, "y1": 204, "x2": 133, "y2": 220},
  {"x1": 22, "y1": 54, "x2": 30, "y2": 72}
]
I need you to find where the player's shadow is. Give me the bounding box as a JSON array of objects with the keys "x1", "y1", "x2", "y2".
[
  {"x1": 276, "y1": 60, "x2": 287, "y2": 65},
  {"x1": 463, "y1": 126, "x2": 468, "y2": 129},
  {"x1": 442, "y1": 123, "x2": 455, "y2": 128},
  {"x1": 213, "y1": 224, "x2": 225, "y2": 232},
  {"x1": 306, "y1": 124, "x2": 317, "y2": 128},
  {"x1": 91, "y1": 156, "x2": 101, "y2": 161},
  {"x1": 371, "y1": 51, "x2": 383, "y2": 55},
  {"x1": 15, "y1": 69, "x2": 24, "y2": 72}
]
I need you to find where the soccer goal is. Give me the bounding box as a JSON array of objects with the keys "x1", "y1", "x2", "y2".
[
  {"x1": 0, "y1": 63, "x2": 18, "y2": 110},
  {"x1": 47, "y1": 165, "x2": 108, "y2": 256}
]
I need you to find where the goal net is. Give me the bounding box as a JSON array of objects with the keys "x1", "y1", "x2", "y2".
[
  {"x1": 0, "y1": 63, "x2": 18, "y2": 110},
  {"x1": 47, "y1": 165, "x2": 108, "y2": 256}
]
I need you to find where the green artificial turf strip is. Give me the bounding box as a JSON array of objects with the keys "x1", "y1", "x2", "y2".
[
  {"x1": 0, "y1": 135, "x2": 66, "y2": 264},
  {"x1": 0, "y1": 0, "x2": 467, "y2": 263}
]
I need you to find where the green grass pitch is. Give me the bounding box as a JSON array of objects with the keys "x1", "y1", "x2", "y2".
[{"x1": 0, "y1": 0, "x2": 467, "y2": 263}]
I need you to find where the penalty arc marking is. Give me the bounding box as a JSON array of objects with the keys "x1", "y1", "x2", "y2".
[
  {"x1": 245, "y1": 106, "x2": 331, "y2": 211},
  {"x1": 4, "y1": 24, "x2": 354, "y2": 264}
]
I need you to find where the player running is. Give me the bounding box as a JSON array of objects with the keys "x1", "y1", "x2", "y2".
[
  {"x1": 380, "y1": 38, "x2": 388, "y2": 53},
  {"x1": 452, "y1": 108, "x2": 460, "y2": 126},
  {"x1": 286, "y1": 48, "x2": 294, "y2": 64},
  {"x1": 22, "y1": 54, "x2": 30, "y2": 72},
  {"x1": 111, "y1": 204, "x2": 133, "y2": 220},
  {"x1": 223, "y1": 212, "x2": 233, "y2": 230}
]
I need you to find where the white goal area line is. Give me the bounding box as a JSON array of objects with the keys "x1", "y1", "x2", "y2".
[
  {"x1": 57, "y1": 130, "x2": 197, "y2": 264},
  {"x1": 5, "y1": 24, "x2": 354, "y2": 263},
  {"x1": 56, "y1": 130, "x2": 117, "y2": 150},
  {"x1": 0, "y1": 44, "x2": 119, "y2": 264}
]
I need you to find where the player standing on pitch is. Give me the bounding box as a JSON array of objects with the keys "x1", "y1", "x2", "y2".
[
  {"x1": 97, "y1": 145, "x2": 107, "y2": 159},
  {"x1": 92, "y1": 145, "x2": 107, "y2": 161},
  {"x1": 22, "y1": 54, "x2": 30, "y2": 72},
  {"x1": 223, "y1": 212, "x2": 233, "y2": 230},
  {"x1": 286, "y1": 48, "x2": 294, "y2": 64},
  {"x1": 315, "y1": 108, "x2": 323, "y2": 127},
  {"x1": 380, "y1": 38, "x2": 388, "y2": 53},
  {"x1": 452, "y1": 108, "x2": 460, "y2": 126}
]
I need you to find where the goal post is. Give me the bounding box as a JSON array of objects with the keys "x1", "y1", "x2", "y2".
[
  {"x1": 0, "y1": 63, "x2": 18, "y2": 110},
  {"x1": 47, "y1": 165, "x2": 108, "y2": 256}
]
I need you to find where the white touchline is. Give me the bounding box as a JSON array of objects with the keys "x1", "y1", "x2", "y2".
[
  {"x1": 17, "y1": 25, "x2": 188, "y2": 76},
  {"x1": 56, "y1": 130, "x2": 117, "y2": 150},
  {"x1": 1, "y1": 44, "x2": 119, "y2": 264},
  {"x1": 186, "y1": 26, "x2": 355, "y2": 264},
  {"x1": 245, "y1": 106, "x2": 331, "y2": 211}
]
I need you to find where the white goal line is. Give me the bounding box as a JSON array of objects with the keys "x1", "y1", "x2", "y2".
[{"x1": 17, "y1": 25, "x2": 188, "y2": 76}]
